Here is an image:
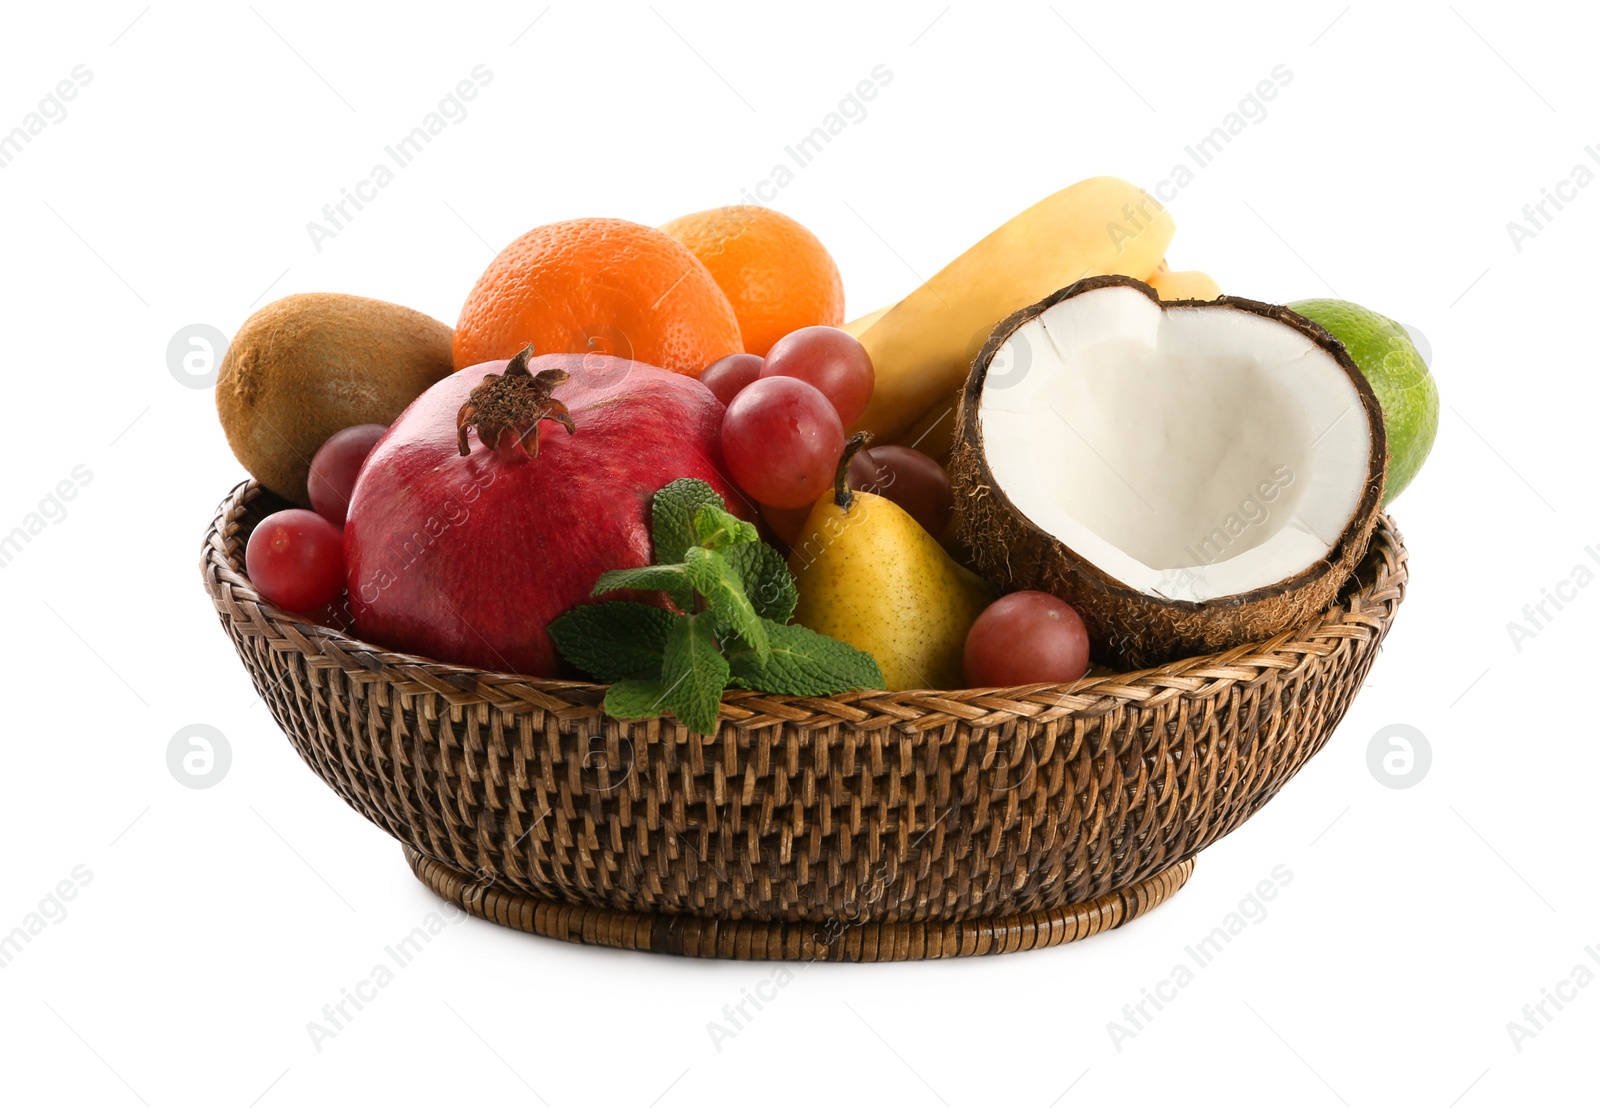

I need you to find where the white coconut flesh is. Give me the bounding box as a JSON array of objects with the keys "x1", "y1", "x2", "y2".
[{"x1": 978, "y1": 285, "x2": 1373, "y2": 603}]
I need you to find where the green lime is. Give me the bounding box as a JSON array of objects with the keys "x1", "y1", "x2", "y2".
[{"x1": 1288, "y1": 298, "x2": 1438, "y2": 504}]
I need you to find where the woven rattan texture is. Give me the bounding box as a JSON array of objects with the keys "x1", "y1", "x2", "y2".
[
  {"x1": 204, "y1": 482, "x2": 1406, "y2": 930},
  {"x1": 406, "y1": 847, "x2": 1196, "y2": 960}
]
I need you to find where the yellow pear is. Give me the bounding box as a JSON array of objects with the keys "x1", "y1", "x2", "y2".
[{"x1": 788, "y1": 437, "x2": 992, "y2": 691}]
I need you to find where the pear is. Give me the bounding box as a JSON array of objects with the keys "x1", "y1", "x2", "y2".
[{"x1": 788, "y1": 436, "x2": 993, "y2": 691}]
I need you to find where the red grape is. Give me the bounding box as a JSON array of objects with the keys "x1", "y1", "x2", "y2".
[
  {"x1": 246, "y1": 509, "x2": 346, "y2": 614},
  {"x1": 759, "y1": 501, "x2": 813, "y2": 548},
  {"x1": 963, "y1": 591, "x2": 1090, "y2": 687},
  {"x1": 760, "y1": 326, "x2": 874, "y2": 425},
  {"x1": 308, "y1": 424, "x2": 387, "y2": 527},
  {"x1": 699, "y1": 353, "x2": 763, "y2": 406},
  {"x1": 721, "y1": 377, "x2": 845, "y2": 509},
  {"x1": 846, "y1": 445, "x2": 954, "y2": 537}
]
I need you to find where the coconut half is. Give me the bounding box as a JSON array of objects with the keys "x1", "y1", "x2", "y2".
[{"x1": 950, "y1": 276, "x2": 1386, "y2": 668}]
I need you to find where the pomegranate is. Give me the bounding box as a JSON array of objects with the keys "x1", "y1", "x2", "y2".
[{"x1": 345, "y1": 347, "x2": 748, "y2": 676}]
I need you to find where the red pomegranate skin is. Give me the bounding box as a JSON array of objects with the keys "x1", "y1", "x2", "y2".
[{"x1": 345, "y1": 353, "x2": 747, "y2": 676}]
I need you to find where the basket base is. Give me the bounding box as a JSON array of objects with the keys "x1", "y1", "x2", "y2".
[{"x1": 405, "y1": 849, "x2": 1195, "y2": 961}]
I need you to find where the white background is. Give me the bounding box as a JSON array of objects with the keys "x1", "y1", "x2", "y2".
[{"x1": 0, "y1": 2, "x2": 1592, "y2": 1111}]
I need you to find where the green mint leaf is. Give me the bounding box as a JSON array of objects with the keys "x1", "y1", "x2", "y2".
[
  {"x1": 691, "y1": 504, "x2": 759, "y2": 550},
  {"x1": 592, "y1": 563, "x2": 693, "y2": 610},
  {"x1": 684, "y1": 547, "x2": 768, "y2": 665},
  {"x1": 720, "y1": 541, "x2": 797, "y2": 623},
  {"x1": 726, "y1": 618, "x2": 884, "y2": 696},
  {"x1": 548, "y1": 602, "x2": 673, "y2": 683},
  {"x1": 651, "y1": 478, "x2": 727, "y2": 562},
  {"x1": 660, "y1": 612, "x2": 729, "y2": 735},
  {"x1": 603, "y1": 678, "x2": 671, "y2": 721}
]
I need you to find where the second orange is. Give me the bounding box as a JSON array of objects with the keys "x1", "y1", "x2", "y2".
[
  {"x1": 661, "y1": 206, "x2": 845, "y2": 358},
  {"x1": 453, "y1": 217, "x2": 743, "y2": 375}
]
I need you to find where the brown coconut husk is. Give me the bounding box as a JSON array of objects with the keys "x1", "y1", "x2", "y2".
[{"x1": 950, "y1": 275, "x2": 1387, "y2": 669}]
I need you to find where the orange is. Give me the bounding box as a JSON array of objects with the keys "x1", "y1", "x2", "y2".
[
  {"x1": 659, "y1": 206, "x2": 845, "y2": 357},
  {"x1": 453, "y1": 217, "x2": 743, "y2": 375}
]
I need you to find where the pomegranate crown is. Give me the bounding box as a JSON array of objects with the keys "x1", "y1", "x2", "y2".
[{"x1": 456, "y1": 344, "x2": 575, "y2": 458}]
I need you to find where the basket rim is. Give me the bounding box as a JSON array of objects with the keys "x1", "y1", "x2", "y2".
[{"x1": 201, "y1": 479, "x2": 1407, "y2": 725}]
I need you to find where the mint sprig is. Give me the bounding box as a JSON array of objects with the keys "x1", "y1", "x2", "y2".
[
  {"x1": 661, "y1": 612, "x2": 729, "y2": 733},
  {"x1": 728, "y1": 618, "x2": 884, "y2": 695},
  {"x1": 720, "y1": 539, "x2": 797, "y2": 623},
  {"x1": 545, "y1": 601, "x2": 673, "y2": 683},
  {"x1": 684, "y1": 547, "x2": 768, "y2": 661},
  {"x1": 547, "y1": 479, "x2": 884, "y2": 734},
  {"x1": 602, "y1": 678, "x2": 671, "y2": 719}
]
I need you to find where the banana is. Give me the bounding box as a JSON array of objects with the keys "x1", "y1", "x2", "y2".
[
  {"x1": 841, "y1": 305, "x2": 890, "y2": 338},
  {"x1": 901, "y1": 264, "x2": 1226, "y2": 468},
  {"x1": 849, "y1": 177, "x2": 1174, "y2": 446},
  {"x1": 884, "y1": 264, "x2": 1223, "y2": 469},
  {"x1": 899, "y1": 391, "x2": 961, "y2": 464},
  {"x1": 864, "y1": 266, "x2": 1215, "y2": 472},
  {"x1": 1147, "y1": 269, "x2": 1221, "y2": 301}
]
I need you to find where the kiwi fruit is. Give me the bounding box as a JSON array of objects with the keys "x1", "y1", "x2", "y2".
[{"x1": 216, "y1": 293, "x2": 454, "y2": 504}]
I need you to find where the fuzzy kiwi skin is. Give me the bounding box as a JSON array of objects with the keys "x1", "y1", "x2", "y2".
[
  {"x1": 216, "y1": 293, "x2": 455, "y2": 505},
  {"x1": 950, "y1": 275, "x2": 1387, "y2": 670}
]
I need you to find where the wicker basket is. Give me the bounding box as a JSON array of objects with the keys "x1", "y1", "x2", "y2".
[{"x1": 203, "y1": 481, "x2": 1407, "y2": 961}]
